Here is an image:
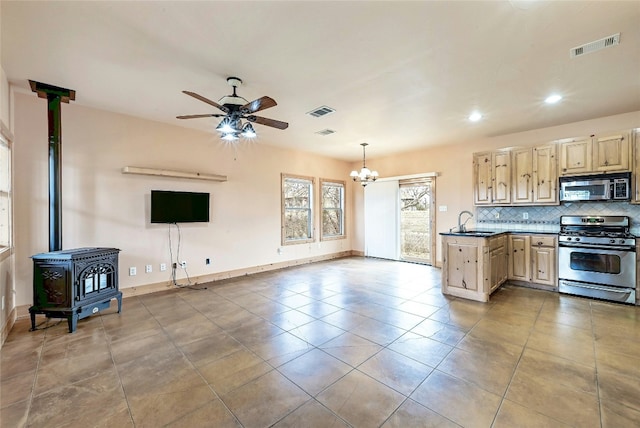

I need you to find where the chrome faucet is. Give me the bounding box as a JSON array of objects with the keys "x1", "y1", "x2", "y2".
[{"x1": 458, "y1": 210, "x2": 474, "y2": 232}]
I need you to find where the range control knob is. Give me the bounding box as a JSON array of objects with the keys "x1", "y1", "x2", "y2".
[
  {"x1": 620, "y1": 239, "x2": 627, "y2": 244},
  {"x1": 575, "y1": 237, "x2": 581, "y2": 242},
  {"x1": 610, "y1": 239, "x2": 616, "y2": 244},
  {"x1": 566, "y1": 237, "x2": 572, "y2": 241}
]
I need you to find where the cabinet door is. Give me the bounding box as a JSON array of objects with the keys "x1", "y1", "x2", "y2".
[
  {"x1": 492, "y1": 151, "x2": 511, "y2": 204},
  {"x1": 500, "y1": 246, "x2": 508, "y2": 284},
  {"x1": 473, "y1": 153, "x2": 492, "y2": 205},
  {"x1": 508, "y1": 235, "x2": 530, "y2": 281},
  {"x1": 533, "y1": 145, "x2": 558, "y2": 204},
  {"x1": 594, "y1": 133, "x2": 630, "y2": 172},
  {"x1": 512, "y1": 148, "x2": 533, "y2": 204},
  {"x1": 445, "y1": 242, "x2": 478, "y2": 291},
  {"x1": 531, "y1": 245, "x2": 556, "y2": 286},
  {"x1": 559, "y1": 139, "x2": 591, "y2": 175}
]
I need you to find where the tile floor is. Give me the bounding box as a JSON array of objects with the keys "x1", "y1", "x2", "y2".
[{"x1": 1, "y1": 256, "x2": 640, "y2": 427}]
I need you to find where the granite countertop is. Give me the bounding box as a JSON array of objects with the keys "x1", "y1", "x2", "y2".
[{"x1": 440, "y1": 230, "x2": 558, "y2": 237}]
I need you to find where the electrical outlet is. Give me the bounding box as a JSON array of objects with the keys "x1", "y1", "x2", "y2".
[
  {"x1": 205, "y1": 258, "x2": 210, "y2": 265},
  {"x1": 495, "y1": 212, "x2": 500, "y2": 219},
  {"x1": 180, "y1": 261, "x2": 187, "y2": 268},
  {"x1": 129, "y1": 267, "x2": 137, "y2": 276},
  {"x1": 160, "y1": 263, "x2": 167, "y2": 272},
  {"x1": 145, "y1": 264, "x2": 152, "y2": 273},
  {"x1": 523, "y1": 212, "x2": 529, "y2": 220}
]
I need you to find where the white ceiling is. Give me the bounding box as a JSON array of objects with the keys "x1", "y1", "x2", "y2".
[{"x1": 2, "y1": 1, "x2": 639, "y2": 161}]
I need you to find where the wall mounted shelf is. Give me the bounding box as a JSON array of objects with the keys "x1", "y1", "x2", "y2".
[{"x1": 122, "y1": 166, "x2": 227, "y2": 182}]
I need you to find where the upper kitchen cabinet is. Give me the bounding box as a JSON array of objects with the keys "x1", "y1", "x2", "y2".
[
  {"x1": 532, "y1": 145, "x2": 558, "y2": 204},
  {"x1": 559, "y1": 132, "x2": 631, "y2": 176},
  {"x1": 492, "y1": 151, "x2": 511, "y2": 204},
  {"x1": 473, "y1": 152, "x2": 492, "y2": 205},
  {"x1": 473, "y1": 150, "x2": 511, "y2": 205},
  {"x1": 593, "y1": 133, "x2": 630, "y2": 172},
  {"x1": 476, "y1": 144, "x2": 557, "y2": 206},
  {"x1": 512, "y1": 145, "x2": 558, "y2": 205},
  {"x1": 512, "y1": 148, "x2": 533, "y2": 204},
  {"x1": 558, "y1": 138, "x2": 592, "y2": 175}
]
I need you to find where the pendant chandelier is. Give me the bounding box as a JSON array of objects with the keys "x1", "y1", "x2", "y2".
[{"x1": 350, "y1": 143, "x2": 379, "y2": 186}]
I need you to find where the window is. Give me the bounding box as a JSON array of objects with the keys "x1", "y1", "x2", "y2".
[
  {"x1": 282, "y1": 174, "x2": 314, "y2": 245},
  {"x1": 320, "y1": 179, "x2": 345, "y2": 240},
  {"x1": 0, "y1": 130, "x2": 10, "y2": 250}
]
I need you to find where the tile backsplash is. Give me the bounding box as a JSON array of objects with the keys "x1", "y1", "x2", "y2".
[{"x1": 475, "y1": 202, "x2": 640, "y2": 235}]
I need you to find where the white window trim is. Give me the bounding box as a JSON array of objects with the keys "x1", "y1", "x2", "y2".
[
  {"x1": 281, "y1": 173, "x2": 315, "y2": 245},
  {"x1": 320, "y1": 178, "x2": 346, "y2": 241}
]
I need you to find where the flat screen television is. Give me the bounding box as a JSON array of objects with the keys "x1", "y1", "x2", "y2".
[{"x1": 150, "y1": 190, "x2": 210, "y2": 224}]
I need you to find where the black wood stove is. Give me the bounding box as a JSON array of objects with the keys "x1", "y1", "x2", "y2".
[{"x1": 30, "y1": 247, "x2": 122, "y2": 333}]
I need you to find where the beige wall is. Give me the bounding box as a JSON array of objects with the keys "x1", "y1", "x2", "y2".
[
  {"x1": 350, "y1": 111, "x2": 640, "y2": 264},
  {"x1": 11, "y1": 86, "x2": 640, "y2": 311},
  {"x1": 13, "y1": 92, "x2": 354, "y2": 307}
]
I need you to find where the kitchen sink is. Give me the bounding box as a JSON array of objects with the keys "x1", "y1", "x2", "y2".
[{"x1": 451, "y1": 230, "x2": 497, "y2": 236}]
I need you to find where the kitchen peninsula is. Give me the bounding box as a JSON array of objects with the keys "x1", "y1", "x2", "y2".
[{"x1": 440, "y1": 230, "x2": 558, "y2": 302}]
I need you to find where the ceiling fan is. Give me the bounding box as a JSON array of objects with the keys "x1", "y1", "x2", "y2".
[{"x1": 177, "y1": 77, "x2": 288, "y2": 141}]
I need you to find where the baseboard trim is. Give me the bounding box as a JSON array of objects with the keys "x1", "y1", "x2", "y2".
[
  {"x1": 122, "y1": 250, "x2": 356, "y2": 298},
  {"x1": 13, "y1": 251, "x2": 358, "y2": 317},
  {"x1": 1, "y1": 307, "x2": 17, "y2": 347}
]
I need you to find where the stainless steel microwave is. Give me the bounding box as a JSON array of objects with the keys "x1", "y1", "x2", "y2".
[{"x1": 559, "y1": 172, "x2": 631, "y2": 202}]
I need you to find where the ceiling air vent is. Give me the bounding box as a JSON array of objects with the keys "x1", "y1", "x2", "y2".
[
  {"x1": 307, "y1": 106, "x2": 335, "y2": 117},
  {"x1": 570, "y1": 33, "x2": 620, "y2": 58},
  {"x1": 315, "y1": 129, "x2": 336, "y2": 136}
]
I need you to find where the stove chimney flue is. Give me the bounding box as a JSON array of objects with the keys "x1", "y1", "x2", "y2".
[{"x1": 29, "y1": 80, "x2": 76, "y2": 252}]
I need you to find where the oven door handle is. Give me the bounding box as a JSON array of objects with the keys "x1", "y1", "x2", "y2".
[
  {"x1": 559, "y1": 243, "x2": 636, "y2": 251},
  {"x1": 559, "y1": 280, "x2": 635, "y2": 294}
]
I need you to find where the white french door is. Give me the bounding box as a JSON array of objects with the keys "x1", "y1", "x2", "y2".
[{"x1": 364, "y1": 176, "x2": 436, "y2": 264}]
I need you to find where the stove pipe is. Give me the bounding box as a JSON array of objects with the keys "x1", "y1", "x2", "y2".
[{"x1": 29, "y1": 81, "x2": 76, "y2": 252}]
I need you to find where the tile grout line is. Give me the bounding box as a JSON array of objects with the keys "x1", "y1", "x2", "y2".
[
  {"x1": 99, "y1": 306, "x2": 137, "y2": 427},
  {"x1": 590, "y1": 301, "x2": 604, "y2": 428}
]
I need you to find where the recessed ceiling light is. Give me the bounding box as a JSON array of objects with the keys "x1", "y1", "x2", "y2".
[
  {"x1": 545, "y1": 94, "x2": 562, "y2": 104},
  {"x1": 468, "y1": 112, "x2": 482, "y2": 122}
]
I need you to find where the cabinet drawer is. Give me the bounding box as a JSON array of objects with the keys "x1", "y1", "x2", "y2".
[
  {"x1": 489, "y1": 235, "x2": 506, "y2": 250},
  {"x1": 531, "y1": 235, "x2": 556, "y2": 247}
]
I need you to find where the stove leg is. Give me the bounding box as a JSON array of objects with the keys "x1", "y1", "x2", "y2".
[
  {"x1": 29, "y1": 310, "x2": 36, "y2": 331},
  {"x1": 68, "y1": 314, "x2": 78, "y2": 333},
  {"x1": 116, "y1": 292, "x2": 122, "y2": 313}
]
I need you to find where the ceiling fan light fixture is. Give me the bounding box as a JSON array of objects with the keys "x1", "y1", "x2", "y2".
[
  {"x1": 216, "y1": 117, "x2": 235, "y2": 133},
  {"x1": 241, "y1": 123, "x2": 257, "y2": 138},
  {"x1": 178, "y1": 76, "x2": 289, "y2": 142},
  {"x1": 221, "y1": 132, "x2": 239, "y2": 141}
]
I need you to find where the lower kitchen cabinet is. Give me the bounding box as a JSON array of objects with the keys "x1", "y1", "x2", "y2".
[
  {"x1": 442, "y1": 234, "x2": 508, "y2": 302},
  {"x1": 508, "y1": 234, "x2": 557, "y2": 290}
]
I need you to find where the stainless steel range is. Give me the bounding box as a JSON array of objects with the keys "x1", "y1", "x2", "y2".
[{"x1": 558, "y1": 215, "x2": 636, "y2": 304}]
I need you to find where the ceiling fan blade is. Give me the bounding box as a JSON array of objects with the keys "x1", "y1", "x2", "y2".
[
  {"x1": 176, "y1": 114, "x2": 218, "y2": 119},
  {"x1": 247, "y1": 115, "x2": 289, "y2": 130},
  {"x1": 240, "y1": 96, "x2": 277, "y2": 114},
  {"x1": 182, "y1": 91, "x2": 229, "y2": 113}
]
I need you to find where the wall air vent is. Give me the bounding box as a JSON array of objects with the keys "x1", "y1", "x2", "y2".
[
  {"x1": 570, "y1": 33, "x2": 620, "y2": 58},
  {"x1": 315, "y1": 129, "x2": 336, "y2": 136},
  {"x1": 307, "y1": 106, "x2": 336, "y2": 117}
]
